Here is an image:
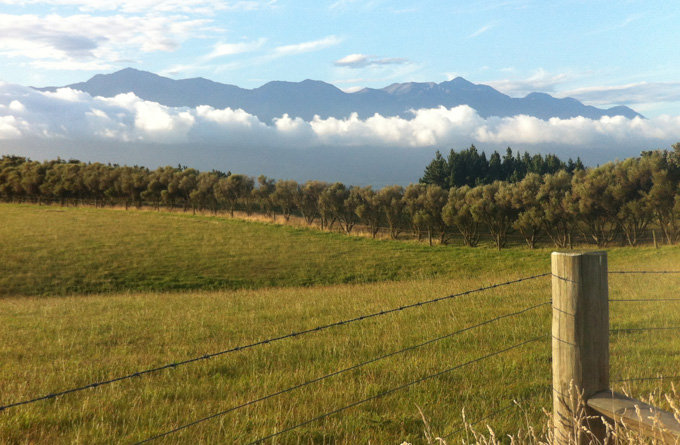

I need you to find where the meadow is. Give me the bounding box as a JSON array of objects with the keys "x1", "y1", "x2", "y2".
[{"x1": 1, "y1": 203, "x2": 679, "y2": 444}]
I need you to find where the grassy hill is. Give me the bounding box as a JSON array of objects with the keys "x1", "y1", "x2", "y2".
[
  {"x1": 0, "y1": 203, "x2": 556, "y2": 296},
  {"x1": 1, "y1": 203, "x2": 679, "y2": 443}
]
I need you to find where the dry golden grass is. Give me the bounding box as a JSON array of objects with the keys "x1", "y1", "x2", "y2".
[{"x1": 1, "y1": 204, "x2": 679, "y2": 443}]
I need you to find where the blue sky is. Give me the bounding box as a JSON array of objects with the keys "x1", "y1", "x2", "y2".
[{"x1": 1, "y1": 0, "x2": 679, "y2": 117}]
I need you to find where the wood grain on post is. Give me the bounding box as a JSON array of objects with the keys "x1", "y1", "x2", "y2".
[{"x1": 552, "y1": 251, "x2": 609, "y2": 444}]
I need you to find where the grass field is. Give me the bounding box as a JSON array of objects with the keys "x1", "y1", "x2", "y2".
[
  {"x1": 0, "y1": 204, "x2": 555, "y2": 297},
  {"x1": 1, "y1": 203, "x2": 679, "y2": 444}
]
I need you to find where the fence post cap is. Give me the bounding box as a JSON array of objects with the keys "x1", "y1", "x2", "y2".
[{"x1": 551, "y1": 250, "x2": 607, "y2": 257}]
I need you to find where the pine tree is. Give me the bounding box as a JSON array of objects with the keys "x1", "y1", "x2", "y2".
[{"x1": 420, "y1": 150, "x2": 449, "y2": 188}]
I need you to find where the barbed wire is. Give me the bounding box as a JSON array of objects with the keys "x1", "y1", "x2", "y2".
[
  {"x1": 0, "y1": 273, "x2": 549, "y2": 412},
  {"x1": 135, "y1": 302, "x2": 550, "y2": 443},
  {"x1": 610, "y1": 327, "x2": 680, "y2": 333},
  {"x1": 553, "y1": 270, "x2": 680, "y2": 288},
  {"x1": 244, "y1": 335, "x2": 547, "y2": 445},
  {"x1": 609, "y1": 271, "x2": 680, "y2": 274},
  {"x1": 610, "y1": 298, "x2": 680, "y2": 302},
  {"x1": 613, "y1": 376, "x2": 680, "y2": 383}
]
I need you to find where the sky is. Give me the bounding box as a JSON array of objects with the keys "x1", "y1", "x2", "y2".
[
  {"x1": 1, "y1": 0, "x2": 679, "y2": 116},
  {"x1": 1, "y1": 0, "x2": 680, "y2": 184}
]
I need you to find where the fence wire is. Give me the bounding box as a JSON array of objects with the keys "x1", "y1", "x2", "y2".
[
  {"x1": 243, "y1": 335, "x2": 547, "y2": 445},
  {"x1": 609, "y1": 270, "x2": 680, "y2": 274},
  {"x1": 0, "y1": 273, "x2": 549, "y2": 412},
  {"x1": 614, "y1": 376, "x2": 680, "y2": 383},
  {"x1": 610, "y1": 298, "x2": 680, "y2": 302},
  {"x1": 611, "y1": 327, "x2": 680, "y2": 333},
  {"x1": 136, "y1": 302, "x2": 550, "y2": 443}
]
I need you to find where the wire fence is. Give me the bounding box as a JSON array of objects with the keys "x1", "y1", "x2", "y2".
[
  {"x1": 242, "y1": 336, "x2": 548, "y2": 445},
  {"x1": 1, "y1": 269, "x2": 677, "y2": 443},
  {"x1": 136, "y1": 302, "x2": 551, "y2": 443},
  {"x1": 0, "y1": 273, "x2": 549, "y2": 412},
  {"x1": 606, "y1": 270, "x2": 680, "y2": 397}
]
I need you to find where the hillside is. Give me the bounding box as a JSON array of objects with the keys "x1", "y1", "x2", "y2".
[
  {"x1": 1, "y1": 204, "x2": 678, "y2": 443},
  {"x1": 0, "y1": 203, "x2": 549, "y2": 296}
]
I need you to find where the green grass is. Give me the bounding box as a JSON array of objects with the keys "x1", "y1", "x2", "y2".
[
  {"x1": 0, "y1": 203, "x2": 554, "y2": 297},
  {"x1": 1, "y1": 203, "x2": 679, "y2": 443}
]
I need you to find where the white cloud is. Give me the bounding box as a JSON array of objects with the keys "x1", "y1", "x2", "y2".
[
  {"x1": 0, "y1": 115, "x2": 23, "y2": 138},
  {"x1": 487, "y1": 69, "x2": 571, "y2": 97},
  {"x1": 341, "y1": 86, "x2": 364, "y2": 93},
  {"x1": 334, "y1": 53, "x2": 408, "y2": 69},
  {"x1": 0, "y1": 0, "x2": 276, "y2": 14},
  {"x1": 273, "y1": 35, "x2": 342, "y2": 56},
  {"x1": 8, "y1": 100, "x2": 25, "y2": 112},
  {"x1": 204, "y1": 38, "x2": 267, "y2": 60},
  {"x1": 0, "y1": 13, "x2": 216, "y2": 81},
  {"x1": 561, "y1": 81, "x2": 680, "y2": 106},
  {"x1": 0, "y1": 13, "x2": 208, "y2": 67},
  {"x1": 468, "y1": 23, "x2": 496, "y2": 39},
  {"x1": 0, "y1": 82, "x2": 679, "y2": 156}
]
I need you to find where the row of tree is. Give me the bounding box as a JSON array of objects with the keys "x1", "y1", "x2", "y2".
[
  {"x1": 1, "y1": 144, "x2": 679, "y2": 249},
  {"x1": 420, "y1": 145, "x2": 585, "y2": 188}
]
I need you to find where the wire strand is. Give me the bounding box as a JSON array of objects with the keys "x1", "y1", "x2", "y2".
[
  {"x1": 610, "y1": 327, "x2": 680, "y2": 333},
  {"x1": 613, "y1": 376, "x2": 680, "y2": 383},
  {"x1": 610, "y1": 298, "x2": 680, "y2": 302},
  {"x1": 245, "y1": 335, "x2": 547, "y2": 445},
  {"x1": 0, "y1": 273, "x2": 550, "y2": 412},
  {"x1": 135, "y1": 302, "x2": 550, "y2": 443},
  {"x1": 609, "y1": 271, "x2": 680, "y2": 274}
]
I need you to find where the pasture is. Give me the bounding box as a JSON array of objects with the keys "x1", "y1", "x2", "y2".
[{"x1": 0, "y1": 203, "x2": 679, "y2": 443}]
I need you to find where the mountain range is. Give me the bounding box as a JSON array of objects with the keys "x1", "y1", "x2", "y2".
[{"x1": 37, "y1": 68, "x2": 641, "y2": 123}]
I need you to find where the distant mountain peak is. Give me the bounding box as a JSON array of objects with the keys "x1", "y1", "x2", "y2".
[
  {"x1": 34, "y1": 68, "x2": 643, "y2": 122},
  {"x1": 448, "y1": 76, "x2": 474, "y2": 85}
]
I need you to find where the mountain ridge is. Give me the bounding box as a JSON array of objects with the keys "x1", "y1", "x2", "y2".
[{"x1": 36, "y1": 68, "x2": 643, "y2": 123}]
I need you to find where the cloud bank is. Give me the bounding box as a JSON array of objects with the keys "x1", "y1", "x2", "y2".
[
  {"x1": 0, "y1": 13, "x2": 208, "y2": 71},
  {"x1": 1, "y1": 83, "x2": 678, "y2": 154}
]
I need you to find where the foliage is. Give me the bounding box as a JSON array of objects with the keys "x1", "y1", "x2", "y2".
[
  {"x1": 420, "y1": 145, "x2": 584, "y2": 188},
  {"x1": 1, "y1": 143, "x2": 680, "y2": 249}
]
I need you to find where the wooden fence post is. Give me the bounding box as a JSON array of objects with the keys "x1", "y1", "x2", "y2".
[{"x1": 552, "y1": 251, "x2": 609, "y2": 444}]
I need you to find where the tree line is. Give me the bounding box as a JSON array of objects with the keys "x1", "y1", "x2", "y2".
[
  {"x1": 420, "y1": 145, "x2": 585, "y2": 188},
  {"x1": 1, "y1": 143, "x2": 679, "y2": 249}
]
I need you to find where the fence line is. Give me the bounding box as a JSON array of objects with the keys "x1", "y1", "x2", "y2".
[
  {"x1": 609, "y1": 270, "x2": 680, "y2": 274},
  {"x1": 3, "y1": 266, "x2": 677, "y2": 442},
  {"x1": 242, "y1": 335, "x2": 547, "y2": 445},
  {"x1": 610, "y1": 298, "x2": 680, "y2": 302},
  {"x1": 136, "y1": 302, "x2": 550, "y2": 443},
  {"x1": 0, "y1": 273, "x2": 550, "y2": 412},
  {"x1": 552, "y1": 253, "x2": 680, "y2": 443},
  {"x1": 611, "y1": 327, "x2": 680, "y2": 333},
  {"x1": 613, "y1": 376, "x2": 680, "y2": 383}
]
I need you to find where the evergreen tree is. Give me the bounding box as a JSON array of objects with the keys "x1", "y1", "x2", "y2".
[{"x1": 419, "y1": 150, "x2": 448, "y2": 188}]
